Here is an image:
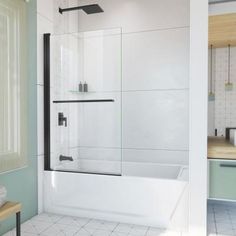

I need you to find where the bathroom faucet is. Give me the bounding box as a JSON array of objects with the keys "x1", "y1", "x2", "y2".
[
  {"x1": 58, "y1": 112, "x2": 67, "y2": 127},
  {"x1": 59, "y1": 155, "x2": 73, "y2": 162}
]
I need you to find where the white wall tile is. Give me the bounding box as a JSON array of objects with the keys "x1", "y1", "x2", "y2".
[
  {"x1": 77, "y1": 92, "x2": 121, "y2": 148},
  {"x1": 70, "y1": 147, "x2": 121, "y2": 162},
  {"x1": 123, "y1": 28, "x2": 189, "y2": 91},
  {"x1": 83, "y1": 30, "x2": 122, "y2": 92},
  {"x1": 76, "y1": 0, "x2": 189, "y2": 33},
  {"x1": 39, "y1": 0, "x2": 190, "y2": 174},
  {"x1": 37, "y1": 0, "x2": 54, "y2": 22},
  {"x1": 122, "y1": 90, "x2": 189, "y2": 150},
  {"x1": 123, "y1": 149, "x2": 189, "y2": 165},
  {"x1": 53, "y1": 0, "x2": 69, "y2": 34},
  {"x1": 68, "y1": 0, "x2": 80, "y2": 33},
  {"x1": 37, "y1": 14, "x2": 53, "y2": 85}
]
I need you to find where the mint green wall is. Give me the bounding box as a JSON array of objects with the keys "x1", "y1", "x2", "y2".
[
  {"x1": 0, "y1": 0, "x2": 37, "y2": 234},
  {"x1": 209, "y1": 161, "x2": 236, "y2": 200}
]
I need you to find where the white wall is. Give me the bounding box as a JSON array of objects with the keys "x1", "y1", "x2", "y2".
[{"x1": 189, "y1": 0, "x2": 208, "y2": 235}]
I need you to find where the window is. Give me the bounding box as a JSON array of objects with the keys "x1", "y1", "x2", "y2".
[{"x1": 0, "y1": 0, "x2": 27, "y2": 172}]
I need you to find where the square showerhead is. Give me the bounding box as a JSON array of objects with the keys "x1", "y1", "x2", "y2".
[
  {"x1": 82, "y1": 4, "x2": 104, "y2": 14},
  {"x1": 59, "y1": 4, "x2": 104, "y2": 15}
]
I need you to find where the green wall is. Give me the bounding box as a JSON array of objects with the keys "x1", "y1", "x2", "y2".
[{"x1": 0, "y1": 0, "x2": 37, "y2": 234}]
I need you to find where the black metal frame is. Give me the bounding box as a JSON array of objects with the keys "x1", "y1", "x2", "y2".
[
  {"x1": 44, "y1": 33, "x2": 51, "y2": 171},
  {"x1": 16, "y1": 211, "x2": 21, "y2": 236},
  {"x1": 43, "y1": 34, "x2": 120, "y2": 176},
  {"x1": 56, "y1": 170, "x2": 121, "y2": 176}
]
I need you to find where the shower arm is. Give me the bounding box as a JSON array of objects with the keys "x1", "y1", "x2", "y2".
[{"x1": 59, "y1": 6, "x2": 84, "y2": 14}]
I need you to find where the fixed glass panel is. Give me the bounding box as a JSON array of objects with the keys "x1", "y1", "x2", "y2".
[
  {"x1": 0, "y1": 0, "x2": 27, "y2": 172},
  {"x1": 50, "y1": 29, "x2": 122, "y2": 175}
]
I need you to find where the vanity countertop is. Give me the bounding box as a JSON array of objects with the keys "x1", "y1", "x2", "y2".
[{"x1": 208, "y1": 137, "x2": 236, "y2": 160}]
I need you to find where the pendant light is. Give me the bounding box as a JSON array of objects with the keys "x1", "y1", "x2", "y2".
[
  {"x1": 225, "y1": 44, "x2": 233, "y2": 91},
  {"x1": 209, "y1": 45, "x2": 215, "y2": 101}
]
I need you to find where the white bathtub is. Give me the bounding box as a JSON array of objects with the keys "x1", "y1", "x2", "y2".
[{"x1": 44, "y1": 165, "x2": 189, "y2": 230}]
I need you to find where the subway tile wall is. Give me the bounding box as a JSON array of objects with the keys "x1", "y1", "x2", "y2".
[
  {"x1": 74, "y1": 0, "x2": 190, "y2": 175},
  {"x1": 208, "y1": 47, "x2": 236, "y2": 137}
]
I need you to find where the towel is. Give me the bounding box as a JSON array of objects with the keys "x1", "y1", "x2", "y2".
[{"x1": 0, "y1": 186, "x2": 7, "y2": 207}]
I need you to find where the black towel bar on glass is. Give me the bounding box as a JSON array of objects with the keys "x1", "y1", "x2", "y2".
[{"x1": 53, "y1": 99, "x2": 114, "y2": 104}]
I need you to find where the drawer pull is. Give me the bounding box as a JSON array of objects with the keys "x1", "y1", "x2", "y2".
[{"x1": 220, "y1": 164, "x2": 236, "y2": 168}]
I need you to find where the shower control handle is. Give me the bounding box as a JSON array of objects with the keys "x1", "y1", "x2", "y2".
[
  {"x1": 59, "y1": 155, "x2": 73, "y2": 162},
  {"x1": 58, "y1": 112, "x2": 67, "y2": 127}
]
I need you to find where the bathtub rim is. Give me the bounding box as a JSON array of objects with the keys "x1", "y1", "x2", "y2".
[{"x1": 47, "y1": 165, "x2": 189, "y2": 182}]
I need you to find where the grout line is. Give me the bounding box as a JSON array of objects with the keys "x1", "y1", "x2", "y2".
[
  {"x1": 50, "y1": 25, "x2": 190, "y2": 37},
  {"x1": 69, "y1": 146, "x2": 189, "y2": 152},
  {"x1": 122, "y1": 88, "x2": 189, "y2": 92},
  {"x1": 227, "y1": 207, "x2": 236, "y2": 235},
  {"x1": 121, "y1": 25, "x2": 190, "y2": 36},
  {"x1": 212, "y1": 205, "x2": 218, "y2": 235},
  {"x1": 37, "y1": 12, "x2": 54, "y2": 24}
]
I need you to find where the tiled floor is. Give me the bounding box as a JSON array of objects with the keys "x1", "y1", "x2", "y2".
[
  {"x1": 3, "y1": 213, "x2": 184, "y2": 236},
  {"x1": 208, "y1": 203, "x2": 236, "y2": 236},
  {"x1": 4, "y1": 204, "x2": 236, "y2": 236}
]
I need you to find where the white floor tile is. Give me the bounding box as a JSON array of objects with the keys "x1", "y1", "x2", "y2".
[
  {"x1": 74, "y1": 227, "x2": 96, "y2": 236},
  {"x1": 84, "y1": 219, "x2": 117, "y2": 231},
  {"x1": 31, "y1": 212, "x2": 63, "y2": 223},
  {"x1": 57, "y1": 215, "x2": 90, "y2": 227},
  {"x1": 3, "y1": 213, "x2": 184, "y2": 236},
  {"x1": 40, "y1": 223, "x2": 79, "y2": 236},
  {"x1": 147, "y1": 229, "x2": 181, "y2": 236},
  {"x1": 92, "y1": 229, "x2": 112, "y2": 236},
  {"x1": 114, "y1": 223, "x2": 133, "y2": 234},
  {"x1": 146, "y1": 227, "x2": 164, "y2": 236},
  {"x1": 110, "y1": 232, "x2": 128, "y2": 236},
  {"x1": 3, "y1": 231, "x2": 37, "y2": 236},
  {"x1": 128, "y1": 225, "x2": 148, "y2": 236},
  {"x1": 21, "y1": 219, "x2": 52, "y2": 234}
]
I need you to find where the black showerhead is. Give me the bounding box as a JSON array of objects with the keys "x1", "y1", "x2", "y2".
[
  {"x1": 59, "y1": 4, "x2": 104, "y2": 15},
  {"x1": 82, "y1": 4, "x2": 104, "y2": 14}
]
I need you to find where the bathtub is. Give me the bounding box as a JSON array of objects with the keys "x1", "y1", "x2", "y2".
[{"x1": 43, "y1": 164, "x2": 189, "y2": 230}]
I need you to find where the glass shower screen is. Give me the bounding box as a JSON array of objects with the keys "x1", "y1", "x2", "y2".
[{"x1": 48, "y1": 28, "x2": 122, "y2": 175}]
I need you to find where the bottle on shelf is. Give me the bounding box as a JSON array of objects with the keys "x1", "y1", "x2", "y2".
[
  {"x1": 84, "y1": 82, "x2": 88, "y2": 92},
  {"x1": 78, "y1": 82, "x2": 83, "y2": 92}
]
